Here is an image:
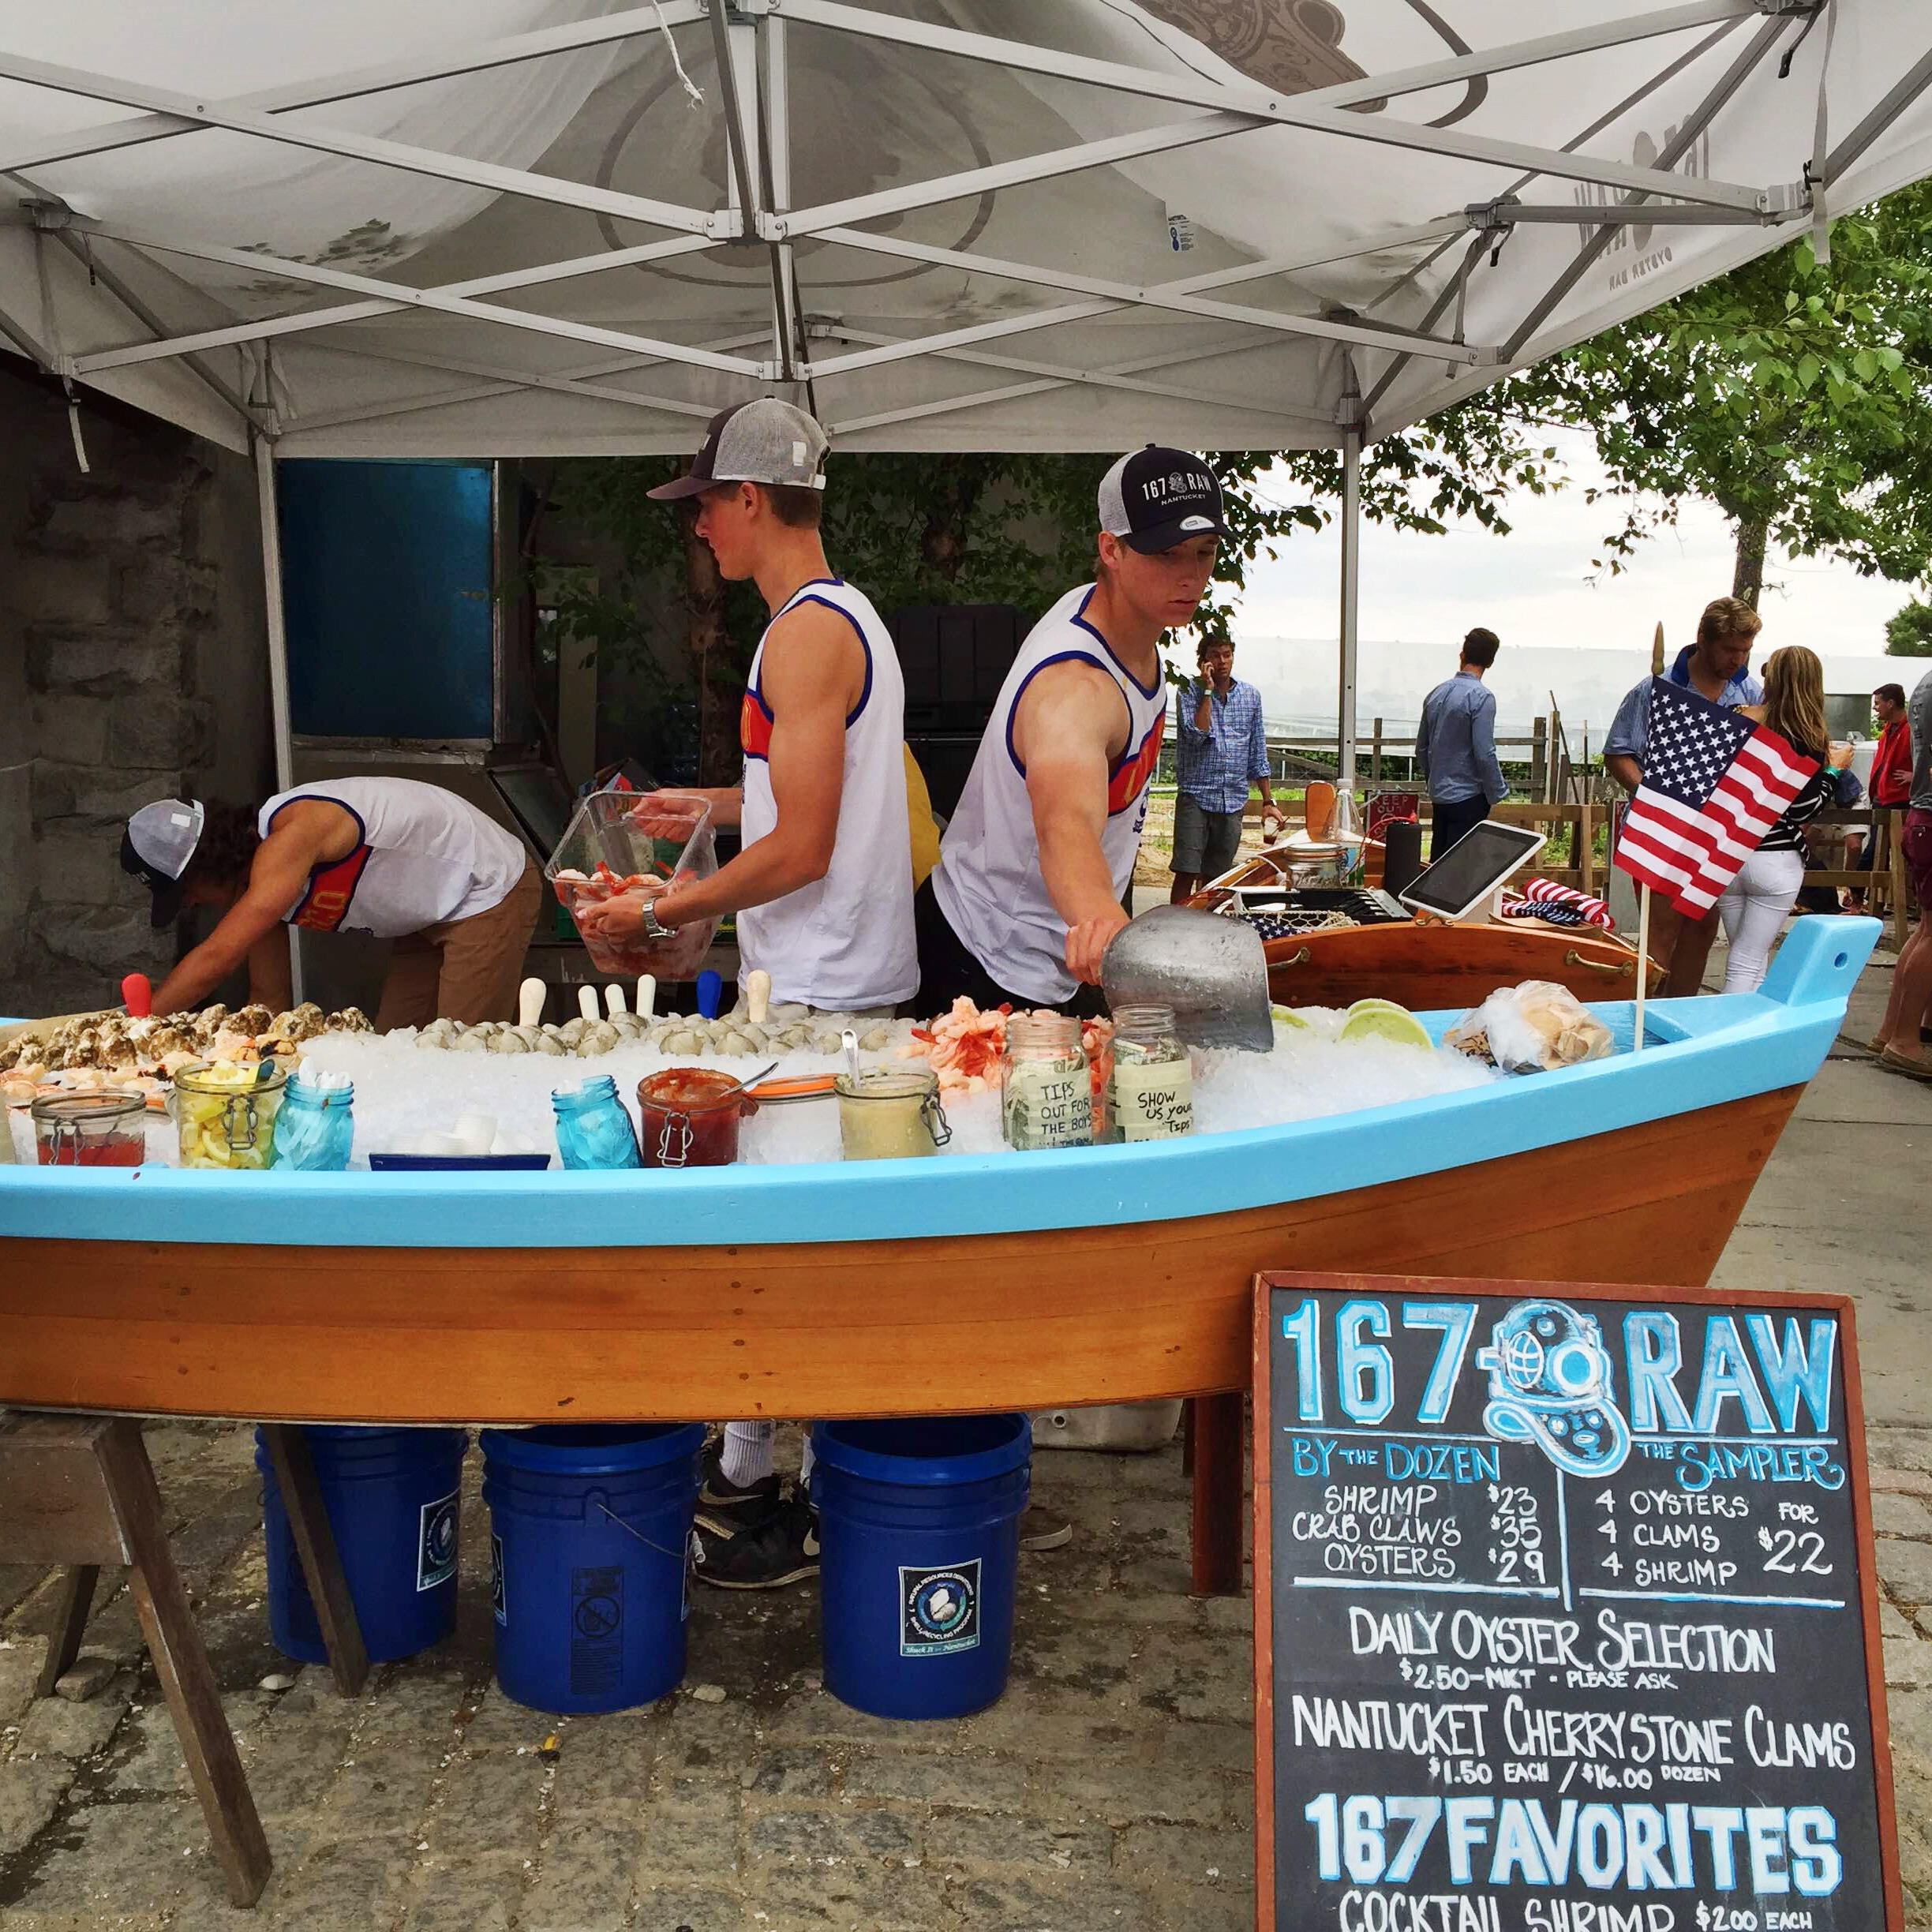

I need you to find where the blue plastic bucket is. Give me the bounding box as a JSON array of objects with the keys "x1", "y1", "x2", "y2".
[
  {"x1": 479, "y1": 1424, "x2": 704, "y2": 1714},
  {"x1": 811, "y1": 1415, "x2": 1031, "y2": 1720},
  {"x1": 255, "y1": 1425, "x2": 467, "y2": 1666}
]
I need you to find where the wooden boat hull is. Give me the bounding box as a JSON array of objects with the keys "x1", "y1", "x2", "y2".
[
  {"x1": 1262, "y1": 917, "x2": 1660, "y2": 1010},
  {"x1": 0, "y1": 1084, "x2": 1798, "y2": 1425}
]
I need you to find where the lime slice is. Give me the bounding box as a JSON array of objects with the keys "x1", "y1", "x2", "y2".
[
  {"x1": 1270, "y1": 1005, "x2": 1313, "y2": 1030},
  {"x1": 1337, "y1": 1003, "x2": 1434, "y2": 1050}
]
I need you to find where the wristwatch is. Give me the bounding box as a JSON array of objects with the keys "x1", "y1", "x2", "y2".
[{"x1": 638, "y1": 900, "x2": 678, "y2": 942}]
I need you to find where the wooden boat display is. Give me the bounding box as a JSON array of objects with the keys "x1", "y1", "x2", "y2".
[
  {"x1": 1194, "y1": 848, "x2": 1661, "y2": 1010},
  {"x1": 0, "y1": 919, "x2": 1875, "y2": 1589}
]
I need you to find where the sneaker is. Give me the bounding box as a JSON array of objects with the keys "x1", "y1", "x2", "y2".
[
  {"x1": 1020, "y1": 1503, "x2": 1072, "y2": 1552},
  {"x1": 698, "y1": 1440, "x2": 781, "y2": 1529},
  {"x1": 694, "y1": 1488, "x2": 820, "y2": 1590}
]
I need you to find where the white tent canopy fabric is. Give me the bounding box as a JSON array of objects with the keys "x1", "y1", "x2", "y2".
[{"x1": 2, "y1": 0, "x2": 1930, "y2": 461}]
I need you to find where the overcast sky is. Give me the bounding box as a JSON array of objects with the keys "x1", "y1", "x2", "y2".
[{"x1": 1218, "y1": 429, "x2": 1918, "y2": 736}]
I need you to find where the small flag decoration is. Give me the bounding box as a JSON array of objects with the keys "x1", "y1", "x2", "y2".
[
  {"x1": 1613, "y1": 679, "x2": 1817, "y2": 917},
  {"x1": 1502, "y1": 878, "x2": 1615, "y2": 931}
]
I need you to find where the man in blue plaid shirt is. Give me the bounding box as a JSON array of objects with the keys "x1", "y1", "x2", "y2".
[{"x1": 1170, "y1": 635, "x2": 1283, "y2": 901}]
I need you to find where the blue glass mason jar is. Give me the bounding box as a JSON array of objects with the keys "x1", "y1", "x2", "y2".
[
  {"x1": 271, "y1": 1073, "x2": 355, "y2": 1172},
  {"x1": 552, "y1": 1076, "x2": 642, "y2": 1170}
]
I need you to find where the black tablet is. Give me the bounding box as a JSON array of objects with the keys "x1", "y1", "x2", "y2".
[{"x1": 1397, "y1": 819, "x2": 1546, "y2": 920}]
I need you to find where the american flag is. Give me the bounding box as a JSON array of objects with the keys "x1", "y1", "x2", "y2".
[
  {"x1": 1502, "y1": 878, "x2": 1615, "y2": 931},
  {"x1": 1613, "y1": 678, "x2": 1818, "y2": 916}
]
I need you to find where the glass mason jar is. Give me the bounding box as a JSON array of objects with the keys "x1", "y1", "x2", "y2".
[
  {"x1": 1102, "y1": 1004, "x2": 1193, "y2": 1144},
  {"x1": 635, "y1": 1068, "x2": 748, "y2": 1169},
  {"x1": 1001, "y1": 1012, "x2": 1092, "y2": 1151},
  {"x1": 271, "y1": 1074, "x2": 356, "y2": 1172},
  {"x1": 173, "y1": 1062, "x2": 286, "y2": 1170},
  {"x1": 836, "y1": 1067, "x2": 952, "y2": 1161},
  {"x1": 552, "y1": 1075, "x2": 642, "y2": 1170},
  {"x1": 31, "y1": 1092, "x2": 148, "y2": 1167}
]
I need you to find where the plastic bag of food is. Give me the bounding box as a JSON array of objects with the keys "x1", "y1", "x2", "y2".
[{"x1": 1443, "y1": 980, "x2": 1613, "y2": 1076}]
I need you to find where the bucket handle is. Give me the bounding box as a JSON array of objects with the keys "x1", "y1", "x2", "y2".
[{"x1": 590, "y1": 1496, "x2": 688, "y2": 1567}]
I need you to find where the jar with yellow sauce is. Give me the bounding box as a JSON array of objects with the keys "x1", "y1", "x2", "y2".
[
  {"x1": 1102, "y1": 1005, "x2": 1193, "y2": 1144},
  {"x1": 1000, "y1": 1013, "x2": 1092, "y2": 1151},
  {"x1": 836, "y1": 1068, "x2": 951, "y2": 1161},
  {"x1": 172, "y1": 1061, "x2": 286, "y2": 1170}
]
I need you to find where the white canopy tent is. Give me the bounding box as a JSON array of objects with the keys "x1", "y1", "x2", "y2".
[{"x1": 2, "y1": 0, "x2": 1931, "y2": 792}]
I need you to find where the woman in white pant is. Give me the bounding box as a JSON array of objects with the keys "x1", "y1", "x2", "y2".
[{"x1": 1718, "y1": 646, "x2": 1845, "y2": 993}]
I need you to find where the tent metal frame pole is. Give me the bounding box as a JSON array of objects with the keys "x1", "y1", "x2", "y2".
[
  {"x1": 0, "y1": 1, "x2": 710, "y2": 174},
  {"x1": 1821, "y1": 43, "x2": 1932, "y2": 182},
  {"x1": 1500, "y1": 9, "x2": 1797, "y2": 364},
  {"x1": 0, "y1": 51, "x2": 725, "y2": 240},
  {"x1": 252, "y1": 429, "x2": 303, "y2": 1004},
  {"x1": 1338, "y1": 429, "x2": 1362, "y2": 793},
  {"x1": 775, "y1": 0, "x2": 1774, "y2": 211},
  {"x1": 760, "y1": 9, "x2": 803, "y2": 388},
  {"x1": 70, "y1": 230, "x2": 764, "y2": 382},
  {"x1": 69, "y1": 232, "x2": 719, "y2": 373},
  {"x1": 284, "y1": 331, "x2": 775, "y2": 436},
  {"x1": 804, "y1": 228, "x2": 1492, "y2": 367}
]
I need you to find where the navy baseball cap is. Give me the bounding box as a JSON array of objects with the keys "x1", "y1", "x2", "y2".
[
  {"x1": 1098, "y1": 446, "x2": 1228, "y2": 554},
  {"x1": 121, "y1": 797, "x2": 204, "y2": 927}
]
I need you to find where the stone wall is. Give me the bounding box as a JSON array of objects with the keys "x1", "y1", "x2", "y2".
[{"x1": 0, "y1": 364, "x2": 271, "y2": 1017}]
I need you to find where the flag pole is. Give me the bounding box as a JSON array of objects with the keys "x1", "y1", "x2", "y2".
[{"x1": 1633, "y1": 884, "x2": 1652, "y2": 1054}]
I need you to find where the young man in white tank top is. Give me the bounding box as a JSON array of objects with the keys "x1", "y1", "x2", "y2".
[
  {"x1": 582, "y1": 399, "x2": 917, "y2": 1590},
  {"x1": 919, "y1": 447, "x2": 1228, "y2": 1014}
]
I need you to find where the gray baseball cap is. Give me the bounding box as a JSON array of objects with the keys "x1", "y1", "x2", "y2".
[
  {"x1": 647, "y1": 399, "x2": 829, "y2": 501},
  {"x1": 121, "y1": 797, "x2": 205, "y2": 927}
]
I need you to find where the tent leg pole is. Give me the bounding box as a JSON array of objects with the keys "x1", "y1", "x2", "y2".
[
  {"x1": 253, "y1": 432, "x2": 302, "y2": 1005},
  {"x1": 1338, "y1": 429, "x2": 1361, "y2": 793}
]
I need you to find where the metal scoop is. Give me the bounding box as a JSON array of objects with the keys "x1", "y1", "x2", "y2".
[{"x1": 1100, "y1": 905, "x2": 1273, "y2": 1052}]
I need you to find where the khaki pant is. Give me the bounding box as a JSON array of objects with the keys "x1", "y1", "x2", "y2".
[{"x1": 375, "y1": 859, "x2": 542, "y2": 1031}]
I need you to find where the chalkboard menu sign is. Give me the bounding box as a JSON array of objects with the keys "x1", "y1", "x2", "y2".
[{"x1": 1254, "y1": 1271, "x2": 1900, "y2": 1932}]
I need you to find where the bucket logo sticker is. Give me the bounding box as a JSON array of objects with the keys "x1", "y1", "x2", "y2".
[
  {"x1": 491, "y1": 1533, "x2": 505, "y2": 1627},
  {"x1": 1476, "y1": 1298, "x2": 1632, "y2": 1478},
  {"x1": 571, "y1": 1566, "x2": 624, "y2": 1700},
  {"x1": 417, "y1": 1491, "x2": 459, "y2": 1592},
  {"x1": 900, "y1": 1561, "x2": 981, "y2": 1658}
]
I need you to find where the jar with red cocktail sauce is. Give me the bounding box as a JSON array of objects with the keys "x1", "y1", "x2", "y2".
[
  {"x1": 635, "y1": 1068, "x2": 751, "y2": 1169},
  {"x1": 31, "y1": 1093, "x2": 148, "y2": 1166}
]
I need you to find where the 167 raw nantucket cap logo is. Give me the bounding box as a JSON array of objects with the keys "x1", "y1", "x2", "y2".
[{"x1": 900, "y1": 1561, "x2": 980, "y2": 1657}]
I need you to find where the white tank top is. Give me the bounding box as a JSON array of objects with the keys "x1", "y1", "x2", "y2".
[
  {"x1": 259, "y1": 777, "x2": 527, "y2": 938},
  {"x1": 934, "y1": 584, "x2": 1166, "y2": 1004},
  {"x1": 736, "y1": 577, "x2": 917, "y2": 1009}
]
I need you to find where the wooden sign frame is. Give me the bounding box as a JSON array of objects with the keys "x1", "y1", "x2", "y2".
[{"x1": 1251, "y1": 1269, "x2": 1902, "y2": 1932}]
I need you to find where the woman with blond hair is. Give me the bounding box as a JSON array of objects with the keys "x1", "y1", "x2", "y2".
[{"x1": 1717, "y1": 646, "x2": 1849, "y2": 993}]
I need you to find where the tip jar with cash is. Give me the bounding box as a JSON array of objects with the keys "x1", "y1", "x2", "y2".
[
  {"x1": 1101, "y1": 1005, "x2": 1193, "y2": 1144},
  {"x1": 1000, "y1": 1013, "x2": 1093, "y2": 1151}
]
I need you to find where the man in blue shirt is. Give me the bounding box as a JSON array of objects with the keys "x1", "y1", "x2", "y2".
[
  {"x1": 1170, "y1": 635, "x2": 1283, "y2": 901},
  {"x1": 1604, "y1": 595, "x2": 1764, "y2": 997},
  {"x1": 1416, "y1": 628, "x2": 1508, "y2": 860}
]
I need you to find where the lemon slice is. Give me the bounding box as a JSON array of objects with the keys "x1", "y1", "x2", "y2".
[
  {"x1": 1270, "y1": 1005, "x2": 1312, "y2": 1030},
  {"x1": 1337, "y1": 1003, "x2": 1434, "y2": 1050}
]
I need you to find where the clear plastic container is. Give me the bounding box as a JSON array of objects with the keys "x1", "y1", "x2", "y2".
[
  {"x1": 1103, "y1": 1004, "x2": 1193, "y2": 1144},
  {"x1": 271, "y1": 1073, "x2": 355, "y2": 1172},
  {"x1": 173, "y1": 1062, "x2": 286, "y2": 1170},
  {"x1": 1001, "y1": 1013, "x2": 1092, "y2": 1151},
  {"x1": 635, "y1": 1068, "x2": 751, "y2": 1169},
  {"x1": 545, "y1": 790, "x2": 720, "y2": 979},
  {"x1": 552, "y1": 1076, "x2": 642, "y2": 1170},
  {"x1": 32, "y1": 1093, "x2": 147, "y2": 1166},
  {"x1": 836, "y1": 1068, "x2": 951, "y2": 1161}
]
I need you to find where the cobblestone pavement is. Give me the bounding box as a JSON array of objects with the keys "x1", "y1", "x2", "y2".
[{"x1": 0, "y1": 1428, "x2": 1261, "y2": 1931}]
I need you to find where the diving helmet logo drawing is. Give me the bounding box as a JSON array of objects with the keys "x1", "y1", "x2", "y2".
[{"x1": 1476, "y1": 1300, "x2": 1631, "y2": 1478}]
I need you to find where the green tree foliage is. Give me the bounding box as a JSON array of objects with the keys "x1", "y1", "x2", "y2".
[
  {"x1": 1493, "y1": 185, "x2": 1932, "y2": 604},
  {"x1": 1886, "y1": 598, "x2": 1932, "y2": 656}
]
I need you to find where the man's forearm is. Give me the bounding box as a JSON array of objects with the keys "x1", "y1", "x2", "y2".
[
  {"x1": 1035, "y1": 803, "x2": 1122, "y2": 931},
  {"x1": 659, "y1": 831, "x2": 826, "y2": 927},
  {"x1": 1607, "y1": 754, "x2": 1642, "y2": 795},
  {"x1": 152, "y1": 937, "x2": 243, "y2": 1017}
]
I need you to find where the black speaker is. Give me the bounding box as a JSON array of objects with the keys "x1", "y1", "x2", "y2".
[{"x1": 1383, "y1": 818, "x2": 1425, "y2": 899}]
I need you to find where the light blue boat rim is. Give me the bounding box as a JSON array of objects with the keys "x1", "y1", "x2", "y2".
[{"x1": 0, "y1": 920, "x2": 1876, "y2": 1251}]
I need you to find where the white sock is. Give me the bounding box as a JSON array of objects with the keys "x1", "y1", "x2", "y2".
[
  {"x1": 799, "y1": 1433, "x2": 817, "y2": 1492},
  {"x1": 721, "y1": 1420, "x2": 774, "y2": 1487}
]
